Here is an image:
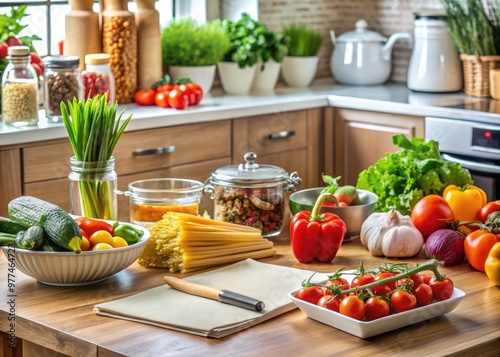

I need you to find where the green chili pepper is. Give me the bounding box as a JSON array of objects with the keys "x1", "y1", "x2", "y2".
[{"x1": 113, "y1": 222, "x2": 144, "y2": 245}]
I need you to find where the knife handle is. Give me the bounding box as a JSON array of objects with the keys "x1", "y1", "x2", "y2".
[{"x1": 163, "y1": 276, "x2": 220, "y2": 301}]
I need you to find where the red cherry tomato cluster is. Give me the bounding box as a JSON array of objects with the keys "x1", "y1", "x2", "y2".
[
  {"x1": 295, "y1": 260, "x2": 454, "y2": 322},
  {"x1": 0, "y1": 36, "x2": 44, "y2": 77},
  {"x1": 134, "y1": 75, "x2": 203, "y2": 110}
]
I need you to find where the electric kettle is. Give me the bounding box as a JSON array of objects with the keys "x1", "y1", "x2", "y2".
[{"x1": 407, "y1": 11, "x2": 463, "y2": 92}]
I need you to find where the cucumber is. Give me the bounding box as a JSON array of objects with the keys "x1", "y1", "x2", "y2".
[
  {"x1": 16, "y1": 225, "x2": 44, "y2": 250},
  {"x1": 0, "y1": 216, "x2": 28, "y2": 234},
  {"x1": 8, "y1": 196, "x2": 82, "y2": 253},
  {"x1": 0, "y1": 233, "x2": 17, "y2": 247}
]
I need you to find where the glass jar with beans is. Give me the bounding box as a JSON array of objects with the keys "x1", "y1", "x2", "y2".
[
  {"x1": 42, "y1": 55, "x2": 82, "y2": 121},
  {"x1": 82, "y1": 53, "x2": 115, "y2": 103}
]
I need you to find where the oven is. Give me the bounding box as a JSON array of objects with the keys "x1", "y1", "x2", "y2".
[{"x1": 425, "y1": 117, "x2": 500, "y2": 201}]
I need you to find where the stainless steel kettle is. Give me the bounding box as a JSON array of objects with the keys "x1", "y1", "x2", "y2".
[{"x1": 407, "y1": 11, "x2": 463, "y2": 92}]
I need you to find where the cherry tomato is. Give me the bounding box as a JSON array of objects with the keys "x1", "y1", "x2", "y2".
[
  {"x1": 80, "y1": 236, "x2": 91, "y2": 251},
  {"x1": 177, "y1": 83, "x2": 196, "y2": 105},
  {"x1": 339, "y1": 295, "x2": 366, "y2": 320},
  {"x1": 410, "y1": 274, "x2": 425, "y2": 288},
  {"x1": 428, "y1": 277, "x2": 454, "y2": 301},
  {"x1": 421, "y1": 274, "x2": 433, "y2": 285},
  {"x1": 111, "y1": 237, "x2": 129, "y2": 248},
  {"x1": 412, "y1": 283, "x2": 433, "y2": 307},
  {"x1": 352, "y1": 272, "x2": 375, "y2": 294},
  {"x1": 134, "y1": 89, "x2": 156, "y2": 106},
  {"x1": 364, "y1": 297, "x2": 390, "y2": 321},
  {"x1": 391, "y1": 290, "x2": 417, "y2": 313},
  {"x1": 411, "y1": 195, "x2": 455, "y2": 239},
  {"x1": 295, "y1": 286, "x2": 325, "y2": 305},
  {"x1": 371, "y1": 283, "x2": 391, "y2": 296},
  {"x1": 186, "y1": 82, "x2": 203, "y2": 105},
  {"x1": 92, "y1": 242, "x2": 114, "y2": 250},
  {"x1": 476, "y1": 201, "x2": 500, "y2": 222},
  {"x1": 374, "y1": 271, "x2": 397, "y2": 290},
  {"x1": 325, "y1": 277, "x2": 350, "y2": 291},
  {"x1": 168, "y1": 88, "x2": 189, "y2": 110},
  {"x1": 155, "y1": 91, "x2": 171, "y2": 108},
  {"x1": 318, "y1": 295, "x2": 341, "y2": 312},
  {"x1": 154, "y1": 83, "x2": 174, "y2": 93},
  {"x1": 89, "y1": 230, "x2": 114, "y2": 249}
]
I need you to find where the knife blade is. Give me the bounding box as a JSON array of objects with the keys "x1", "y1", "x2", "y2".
[{"x1": 163, "y1": 276, "x2": 265, "y2": 312}]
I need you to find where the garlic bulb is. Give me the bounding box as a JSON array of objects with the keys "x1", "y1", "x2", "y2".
[{"x1": 360, "y1": 209, "x2": 422, "y2": 257}]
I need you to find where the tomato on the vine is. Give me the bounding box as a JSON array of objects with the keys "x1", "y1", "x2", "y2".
[
  {"x1": 186, "y1": 82, "x2": 203, "y2": 105},
  {"x1": 391, "y1": 290, "x2": 417, "y2": 313},
  {"x1": 364, "y1": 297, "x2": 390, "y2": 321},
  {"x1": 325, "y1": 276, "x2": 350, "y2": 290},
  {"x1": 134, "y1": 89, "x2": 156, "y2": 106},
  {"x1": 154, "y1": 83, "x2": 174, "y2": 93},
  {"x1": 339, "y1": 295, "x2": 366, "y2": 320},
  {"x1": 374, "y1": 271, "x2": 397, "y2": 290},
  {"x1": 296, "y1": 286, "x2": 326, "y2": 305},
  {"x1": 318, "y1": 295, "x2": 341, "y2": 312},
  {"x1": 412, "y1": 283, "x2": 433, "y2": 306},
  {"x1": 177, "y1": 83, "x2": 196, "y2": 106},
  {"x1": 155, "y1": 91, "x2": 170, "y2": 108},
  {"x1": 428, "y1": 277, "x2": 454, "y2": 301},
  {"x1": 168, "y1": 88, "x2": 189, "y2": 110}
]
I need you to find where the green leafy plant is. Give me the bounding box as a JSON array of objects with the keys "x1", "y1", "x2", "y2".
[
  {"x1": 440, "y1": 0, "x2": 498, "y2": 56},
  {"x1": 283, "y1": 24, "x2": 323, "y2": 57},
  {"x1": 161, "y1": 18, "x2": 230, "y2": 66},
  {"x1": 258, "y1": 27, "x2": 288, "y2": 66},
  {"x1": 60, "y1": 94, "x2": 132, "y2": 219}
]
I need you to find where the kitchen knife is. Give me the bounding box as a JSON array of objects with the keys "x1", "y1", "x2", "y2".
[{"x1": 163, "y1": 276, "x2": 265, "y2": 312}]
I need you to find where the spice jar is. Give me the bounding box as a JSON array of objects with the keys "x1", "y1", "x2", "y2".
[
  {"x1": 43, "y1": 55, "x2": 82, "y2": 120},
  {"x1": 1, "y1": 46, "x2": 39, "y2": 126},
  {"x1": 118, "y1": 178, "x2": 204, "y2": 226},
  {"x1": 82, "y1": 53, "x2": 115, "y2": 102},
  {"x1": 204, "y1": 152, "x2": 301, "y2": 238}
]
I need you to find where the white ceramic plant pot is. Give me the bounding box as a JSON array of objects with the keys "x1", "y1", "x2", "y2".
[
  {"x1": 281, "y1": 56, "x2": 319, "y2": 87},
  {"x1": 217, "y1": 61, "x2": 257, "y2": 95},
  {"x1": 252, "y1": 60, "x2": 281, "y2": 91},
  {"x1": 168, "y1": 65, "x2": 217, "y2": 94}
]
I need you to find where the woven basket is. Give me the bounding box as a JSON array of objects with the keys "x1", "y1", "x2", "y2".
[{"x1": 460, "y1": 54, "x2": 500, "y2": 97}]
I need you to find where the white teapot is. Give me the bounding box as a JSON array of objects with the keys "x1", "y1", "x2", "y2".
[{"x1": 330, "y1": 19, "x2": 413, "y2": 85}]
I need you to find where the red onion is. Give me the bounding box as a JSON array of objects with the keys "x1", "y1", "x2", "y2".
[{"x1": 424, "y1": 229, "x2": 465, "y2": 266}]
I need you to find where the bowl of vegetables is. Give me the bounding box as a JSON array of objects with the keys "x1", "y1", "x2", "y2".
[
  {"x1": 289, "y1": 188, "x2": 378, "y2": 238},
  {"x1": 0, "y1": 196, "x2": 150, "y2": 286}
]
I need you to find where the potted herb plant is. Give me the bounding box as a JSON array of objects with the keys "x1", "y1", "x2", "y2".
[
  {"x1": 219, "y1": 13, "x2": 265, "y2": 95},
  {"x1": 440, "y1": 0, "x2": 500, "y2": 97},
  {"x1": 281, "y1": 24, "x2": 323, "y2": 87},
  {"x1": 161, "y1": 18, "x2": 230, "y2": 93},
  {"x1": 252, "y1": 27, "x2": 288, "y2": 91}
]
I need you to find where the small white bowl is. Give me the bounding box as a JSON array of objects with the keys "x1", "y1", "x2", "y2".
[{"x1": 1, "y1": 223, "x2": 150, "y2": 286}]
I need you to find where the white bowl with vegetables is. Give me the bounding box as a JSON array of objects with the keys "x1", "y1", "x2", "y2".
[{"x1": 0, "y1": 196, "x2": 150, "y2": 286}]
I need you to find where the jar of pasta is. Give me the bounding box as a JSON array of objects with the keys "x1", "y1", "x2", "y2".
[
  {"x1": 204, "y1": 152, "x2": 302, "y2": 238},
  {"x1": 119, "y1": 178, "x2": 204, "y2": 226},
  {"x1": 1, "y1": 46, "x2": 39, "y2": 126},
  {"x1": 43, "y1": 55, "x2": 82, "y2": 121}
]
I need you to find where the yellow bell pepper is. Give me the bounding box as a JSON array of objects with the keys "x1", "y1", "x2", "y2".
[
  {"x1": 485, "y1": 242, "x2": 500, "y2": 286},
  {"x1": 443, "y1": 184, "x2": 487, "y2": 222}
]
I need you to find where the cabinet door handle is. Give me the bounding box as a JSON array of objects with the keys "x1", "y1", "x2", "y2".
[
  {"x1": 132, "y1": 146, "x2": 176, "y2": 156},
  {"x1": 267, "y1": 130, "x2": 296, "y2": 140}
]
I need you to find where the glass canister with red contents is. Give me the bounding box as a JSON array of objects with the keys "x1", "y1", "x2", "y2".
[
  {"x1": 82, "y1": 53, "x2": 115, "y2": 102},
  {"x1": 204, "y1": 152, "x2": 302, "y2": 238}
]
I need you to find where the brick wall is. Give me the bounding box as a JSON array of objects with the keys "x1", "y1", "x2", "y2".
[{"x1": 259, "y1": 0, "x2": 443, "y2": 83}]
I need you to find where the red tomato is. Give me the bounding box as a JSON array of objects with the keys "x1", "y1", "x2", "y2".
[
  {"x1": 134, "y1": 89, "x2": 156, "y2": 106},
  {"x1": 371, "y1": 283, "x2": 391, "y2": 296},
  {"x1": 186, "y1": 82, "x2": 203, "y2": 105},
  {"x1": 476, "y1": 201, "x2": 500, "y2": 222},
  {"x1": 6, "y1": 36, "x2": 21, "y2": 46},
  {"x1": 411, "y1": 195, "x2": 455, "y2": 239},
  {"x1": 154, "y1": 83, "x2": 174, "y2": 93},
  {"x1": 351, "y1": 272, "x2": 375, "y2": 294},
  {"x1": 464, "y1": 230, "x2": 500, "y2": 272},
  {"x1": 421, "y1": 274, "x2": 433, "y2": 285},
  {"x1": 374, "y1": 271, "x2": 397, "y2": 290},
  {"x1": 325, "y1": 277, "x2": 350, "y2": 291},
  {"x1": 339, "y1": 295, "x2": 366, "y2": 320},
  {"x1": 30, "y1": 52, "x2": 42, "y2": 65},
  {"x1": 410, "y1": 274, "x2": 425, "y2": 288},
  {"x1": 364, "y1": 297, "x2": 390, "y2": 321},
  {"x1": 391, "y1": 290, "x2": 417, "y2": 313},
  {"x1": 168, "y1": 88, "x2": 189, "y2": 110},
  {"x1": 154, "y1": 91, "x2": 171, "y2": 108},
  {"x1": 295, "y1": 286, "x2": 325, "y2": 305},
  {"x1": 0, "y1": 44, "x2": 8, "y2": 59},
  {"x1": 177, "y1": 83, "x2": 196, "y2": 105},
  {"x1": 318, "y1": 295, "x2": 341, "y2": 312},
  {"x1": 412, "y1": 283, "x2": 433, "y2": 307},
  {"x1": 428, "y1": 277, "x2": 454, "y2": 301}
]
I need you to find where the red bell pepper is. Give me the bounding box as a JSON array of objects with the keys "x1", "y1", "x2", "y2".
[
  {"x1": 74, "y1": 217, "x2": 114, "y2": 237},
  {"x1": 290, "y1": 193, "x2": 347, "y2": 263}
]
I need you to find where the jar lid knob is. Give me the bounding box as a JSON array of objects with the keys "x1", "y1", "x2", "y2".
[{"x1": 243, "y1": 152, "x2": 259, "y2": 170}]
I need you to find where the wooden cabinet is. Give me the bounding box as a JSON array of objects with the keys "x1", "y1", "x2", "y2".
[
  {"x1": 325, "y1": 107, "x2": 424, "y2": 186},
  {"x1": 232, "y1": 108, "x2": 323, "y2": 190}
]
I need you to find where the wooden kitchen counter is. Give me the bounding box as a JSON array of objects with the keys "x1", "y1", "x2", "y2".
[{"x1": 1, "y1": 233, "x2": 499, "y2": 357}]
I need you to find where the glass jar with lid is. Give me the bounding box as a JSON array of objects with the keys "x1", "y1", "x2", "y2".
[
  {"x1": 43, "y1": 55, "x2": 82, "y2": 121},
  {"x1": 82, "y1": 53, "x2": 115, "y2": 103},
  {"x1": 204, "y1": 152, "x2": 302, "y2": 238},
  {"x1": 1, "y1": 45, "x2": 39, "y2": 126}
]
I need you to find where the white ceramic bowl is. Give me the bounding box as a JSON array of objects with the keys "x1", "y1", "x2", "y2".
[{"x1": 1, "y1": 223, "x2": 150, "y2": 286}]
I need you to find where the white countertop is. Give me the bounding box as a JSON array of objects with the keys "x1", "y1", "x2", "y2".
[{"x1": 1, "y1": 79, "x2": 499, "y2": 147}]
